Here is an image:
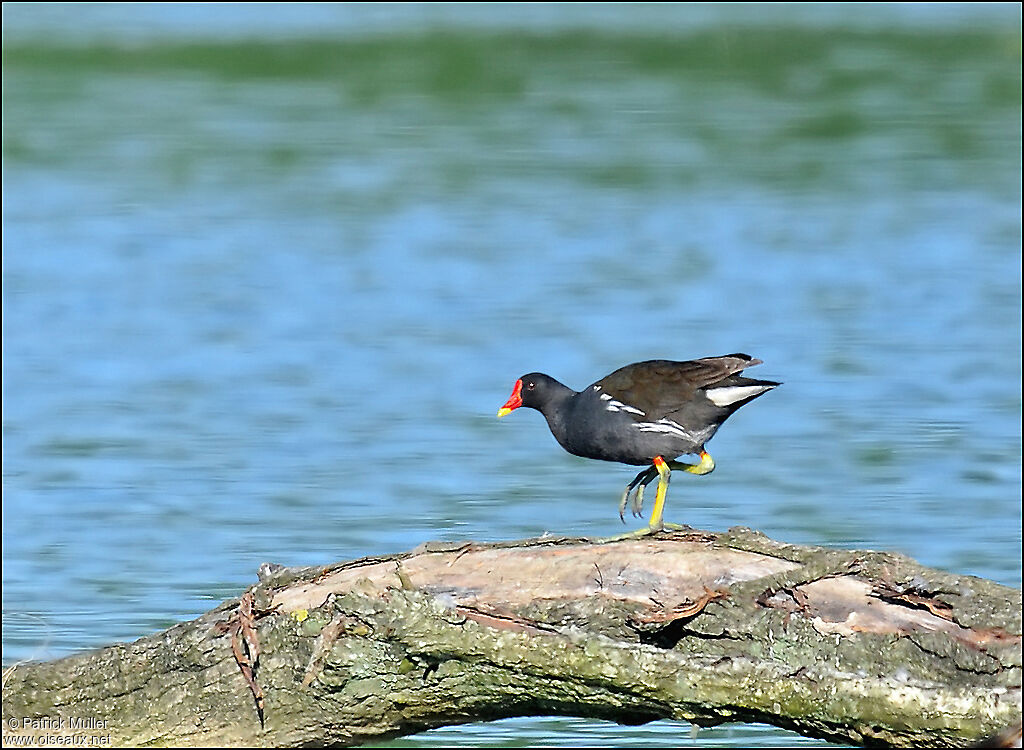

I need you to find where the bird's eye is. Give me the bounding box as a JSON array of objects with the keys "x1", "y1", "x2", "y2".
[{"x1": 526, "y1": 381, "x2": 536, "y2": 390}]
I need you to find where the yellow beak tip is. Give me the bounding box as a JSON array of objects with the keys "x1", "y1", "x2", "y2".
[{"x1": 497, "y1": 407, "x2": 513, "y2": 418}]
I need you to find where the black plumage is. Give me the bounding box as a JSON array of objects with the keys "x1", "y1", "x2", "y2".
[{"x1": 498, "y1": 354, "x2": 779, "y2": 529}]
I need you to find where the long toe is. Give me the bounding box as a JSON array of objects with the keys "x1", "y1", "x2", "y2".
[
  {"x1": 618, "y1": 487, "x2": 631, "y2": 523},
  {"x1": 631, "y1": 470, "x2": 658, "y2": 517},
  {"x1": 621, "y1": 466, "x2": 656, "y2": 521},
  {"x1": 631, "y1": 482, "x2": 645, "y2": 517},
  {"x1": 596, "y1": 526, "x2": 660, "y2": 543}
]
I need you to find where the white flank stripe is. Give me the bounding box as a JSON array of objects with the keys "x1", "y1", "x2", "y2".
[
  {"x1": 705, "y1": 385, "x2": 772, "y2": 407},
  {"x1": 634, "y1": 418, "x2": 691, "y2": 439},
  {"x1": 604, "y1": 397, "x2": 646, "y2": 416}
]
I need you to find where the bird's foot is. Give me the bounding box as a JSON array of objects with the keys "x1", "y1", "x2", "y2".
[
  {"x1": 631, "y1": 476, "x2": 657, "y2": 518},
  {"x1": 617, "y1": 489, "x2": 630, "y2": 522},
  {"x1": 660, "y1": 522, "x2": 692, "y2": 532},
  {"x1": 618, "y1": 466, "x2": 658, "y2": 522},
  {"x1": 596, "y1": 521, "x2": 690, "y2": 543},
  {"x1": 596, "y1": 526, "x2": 659, "y2": 542},
  {"x1": 669, "y1": 451, "x2": 715, "y2": 476}
]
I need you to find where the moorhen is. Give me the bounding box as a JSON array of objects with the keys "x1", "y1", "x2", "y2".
[{"x1": 497, "y1": 354, "x2": 779, "y2": 530}]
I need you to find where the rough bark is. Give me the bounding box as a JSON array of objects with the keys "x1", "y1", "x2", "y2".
[{"x1": 2, "y1": 527, "x2": 1021, "y2": 748}]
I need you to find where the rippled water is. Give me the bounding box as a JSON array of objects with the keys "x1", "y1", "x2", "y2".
[{"x1": 2, "y1": 5, "x2": 1020, "y2": 747}]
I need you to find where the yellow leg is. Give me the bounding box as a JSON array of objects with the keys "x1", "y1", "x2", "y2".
[
  {"x1": 648, "y1": 451, "x2": 715, "y2": 531},
  {"x1": 671, "y1": 450, "x2": 715, "y2": 476},
  {"x1": 647, "y1": 456, "x2": 672, "y2": 531}
]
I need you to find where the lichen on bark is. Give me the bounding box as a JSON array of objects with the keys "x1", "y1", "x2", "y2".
[{"x1": 3, "y1": 528, "x2": 1020, "y2": 748}]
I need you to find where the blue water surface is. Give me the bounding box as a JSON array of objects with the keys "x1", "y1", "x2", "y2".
[{"x1": 2, "y1": 4, "x2": 1020, "y2": 747}]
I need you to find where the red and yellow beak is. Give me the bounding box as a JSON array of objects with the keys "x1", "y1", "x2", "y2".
[{"x1": 497, "y1": 379, "x2": 523, "y2": 418}]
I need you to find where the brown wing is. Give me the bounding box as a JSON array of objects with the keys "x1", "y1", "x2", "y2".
[{"x1": 594, "y1": 354, "x2": 762, "y2": 420}]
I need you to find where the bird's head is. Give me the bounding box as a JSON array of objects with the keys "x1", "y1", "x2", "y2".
[{"x1": 497, "y1": 373, "x2": 564, "y2": 417}]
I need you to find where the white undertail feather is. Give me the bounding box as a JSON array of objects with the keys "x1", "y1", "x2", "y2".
[{"x1": 705, "y1": 384, "x2": 774, "y2": 408}]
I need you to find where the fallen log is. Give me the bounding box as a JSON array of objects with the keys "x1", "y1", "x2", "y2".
[{"x1": 2, "y1": 527, "x2": 1021, "y2": 748}]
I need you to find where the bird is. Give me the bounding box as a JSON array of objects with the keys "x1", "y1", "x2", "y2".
[{"x1": 497, "y1": 354, "x2": 779, "y2": 531}]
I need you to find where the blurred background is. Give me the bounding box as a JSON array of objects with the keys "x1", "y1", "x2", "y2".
[{"x1": 2, "y1": 3, "x2": 1020, "y2": 747}]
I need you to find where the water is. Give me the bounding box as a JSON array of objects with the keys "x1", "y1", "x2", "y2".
[{"x1": 2, "y1": 4, "x2": 1020, "y2": 747}]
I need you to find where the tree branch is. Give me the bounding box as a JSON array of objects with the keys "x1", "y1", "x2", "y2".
[{"x1": 3, "y1": 527, "x2": 1021, "y2": 747}]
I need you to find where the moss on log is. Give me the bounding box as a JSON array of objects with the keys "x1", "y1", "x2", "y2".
[{"x1": 2, "y1": 527, "x2": 1021, "y2": 747}]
